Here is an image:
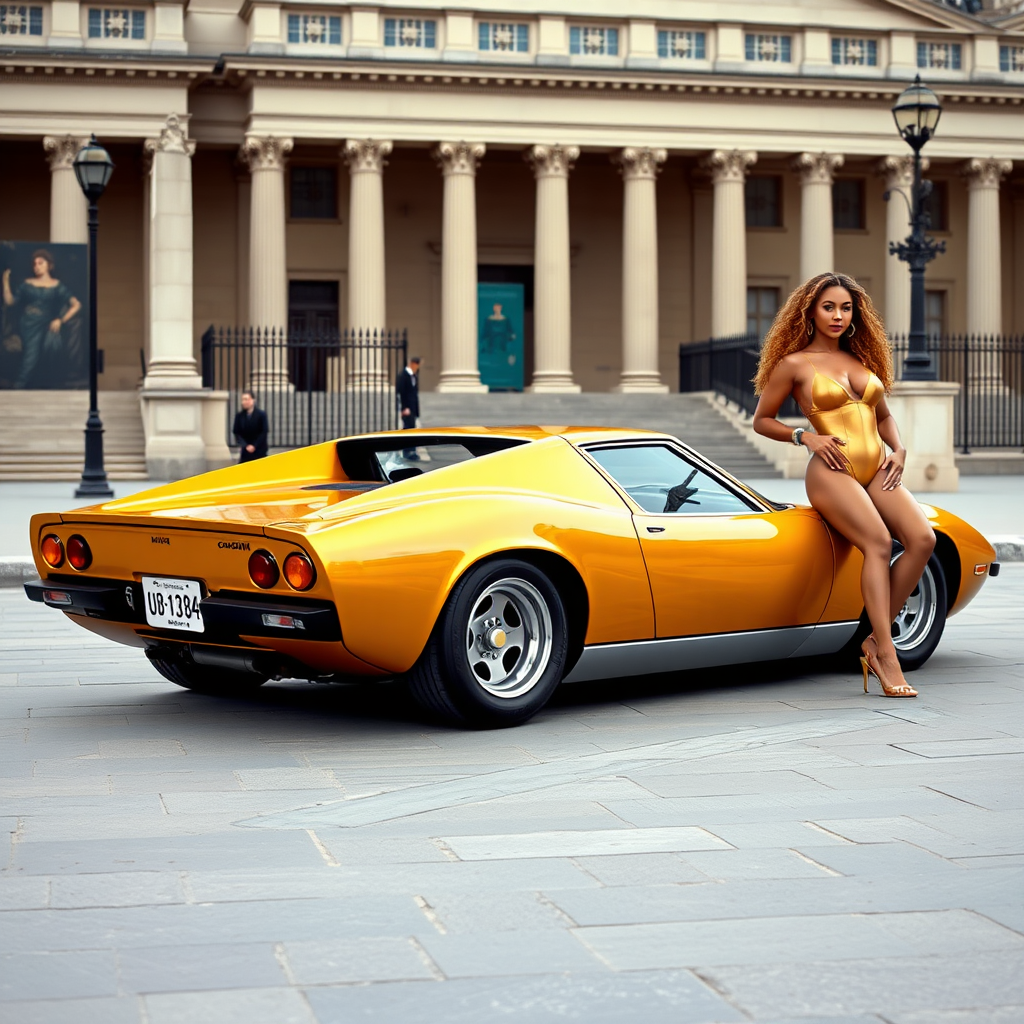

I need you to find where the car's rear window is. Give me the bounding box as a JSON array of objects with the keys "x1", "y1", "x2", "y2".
[{"x1": 333, "y1": 435, "x2": 526, "y2": 484}]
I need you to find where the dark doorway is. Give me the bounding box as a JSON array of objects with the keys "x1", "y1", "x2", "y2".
[
  {"x1": 288, "y1": 280, "x2": 339, "y2": 391},
  {"x1": 478, "y1": 265, "x2": 534, "y2": 388}
]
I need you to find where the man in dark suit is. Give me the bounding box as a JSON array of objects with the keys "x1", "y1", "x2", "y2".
[
  {"x1": 233, "y1": 390, "x2": 269, "y2": 463},
  {"x1": 396, "y1": 356, "x2": 420, "y2": 430}
]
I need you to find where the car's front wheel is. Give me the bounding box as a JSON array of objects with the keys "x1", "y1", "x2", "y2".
[
  {"x1": 406, "y1": 558, "x2": 568, "y2": 728},
  {"x1": 145, "y1": 646, "x2": 269, "y2": 696},
  {"x1": 891, "y1": 550, "x2": 947, "y2": 672}
]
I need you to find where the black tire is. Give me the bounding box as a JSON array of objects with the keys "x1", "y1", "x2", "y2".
[
  {"x1": 406, "y1": 558, "x2": 568, "y2": 728},
  {"x1": 145, "y1": 646, "x2": 268, "y2": 696},
  {"x1": 891, "y1": 550, "x2": 947, "y2": 672}
]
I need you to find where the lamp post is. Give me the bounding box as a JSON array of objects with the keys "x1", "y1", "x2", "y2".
[
  {"x1": 72, "y1": 135, "x2": 115, "y2": 499},
  {"x1": 888, "y1": 75, "x2": 944, "y2": 381}
]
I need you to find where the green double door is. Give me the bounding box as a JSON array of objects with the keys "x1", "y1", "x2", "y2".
[{"x1": 477, "y1": 283, "x2": 524, "y2": 391}]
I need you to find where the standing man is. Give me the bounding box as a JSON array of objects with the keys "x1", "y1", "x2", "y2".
[
  {"x1": 397, "y1": 356, "x2": 421, "y2": 430},
  {"x1": 233, "y1": 390, "x2": 269, "y2": 463}
]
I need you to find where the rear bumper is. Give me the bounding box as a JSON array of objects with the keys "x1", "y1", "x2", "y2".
[{"x1": 25, "y1": 576, "x2": 341, "y2": 644}]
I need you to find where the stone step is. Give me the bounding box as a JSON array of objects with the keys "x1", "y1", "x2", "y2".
[
  {"x1": 0, "y1": 390, "x2": 146, "y2": 480},
  {"x1": 419, "y1": 391, "x2": 781, "y2": 479}
]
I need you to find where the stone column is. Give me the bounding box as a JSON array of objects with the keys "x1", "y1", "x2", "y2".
[
  {"x1": 239, "y1": 134, "x2": 293, "y2": 390},
  {"x1": 43, "y1": 135, "x2": 89, "y2": 244},
  {"x1": 611, "y1": 146, "x2": 669, "y2": 393},
  {"x1": 139, "y1": 115, "x2": 230, "y2": 479},
  {"x1": 434, "y1": 141, "x2": 488, "y2": 393},
  {"x1": 700, "y1": 149, "x2": 757, "y2": 338},
  {"x1": 343, "y1": 139, "x2": 392, "y2": 333},
  {"x1": 961, "y1": 158, "x2": 1012, "y2": 338},
  {"x1": 524, "y1": 144, "x2": 580, "y2": 393},
  {"x1": 144, "y1": 115, "x2": 199, "y2": 389},
  {"x1": 342, "y1": 139, "x2": 392, "y2": 392},
  {"x1": 876, "y1": 155, "x2": 923, "y2": 339},
  {"x1": 792, "y1": 151, "x2": 844, "y2": 281}
]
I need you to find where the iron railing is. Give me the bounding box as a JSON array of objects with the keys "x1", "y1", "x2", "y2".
[
  {"x1": 201, "y1": 326, "x2": 408, "y2": 450},
  {"x1": 680, "y1": 333, "x2": 1024, "y2": 452}
]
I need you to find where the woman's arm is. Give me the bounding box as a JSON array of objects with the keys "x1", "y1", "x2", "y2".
[
  {"x1": 2, "y1": 270, "x2": 13, "y2": 307},
  {"x1": 875, "y1": 397, "x2": 906, "y2": 490},
  {"x1": 753, "y1": 358, "x2": 848, "y2": 472}
]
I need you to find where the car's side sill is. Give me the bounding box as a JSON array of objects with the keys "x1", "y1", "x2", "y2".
[{"x1": 562, "y1": 621, "x2": 860, "y2": 684}]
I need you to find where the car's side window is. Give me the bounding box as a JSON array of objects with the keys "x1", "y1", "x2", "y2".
[{"x1": 587, "y1": 444, "x2": 757, "y2": 515}]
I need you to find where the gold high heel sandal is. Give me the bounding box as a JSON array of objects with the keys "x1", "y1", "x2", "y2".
[{"x1": 860, "y1": 646, "x2": 917, "y2": 698}]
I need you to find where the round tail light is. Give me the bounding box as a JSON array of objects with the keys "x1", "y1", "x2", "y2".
[
  {"x1": 248, "y1": 549, "x2": 279, "y2": 589},
  {"x1": 41, "y1": 534, "x2": 65, "y2": 568},
  {"x1": 283, "y1": 552, "x2": 315, "y2": 591},
  {"x1": 66, "y1": 535, "x2": 92, "y2": 571}
]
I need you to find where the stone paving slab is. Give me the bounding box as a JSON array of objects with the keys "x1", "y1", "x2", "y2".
[{"x1": 1, "y1": 568, "x2": 1022, "y2": 1022}]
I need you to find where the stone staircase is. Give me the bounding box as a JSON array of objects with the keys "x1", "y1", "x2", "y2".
[
  {"x1": 419, "y1": 391, "x2": 780, "y2": 479},
  {"x1": 0, "y1": 391, "x2": 148, "y2": 481}
]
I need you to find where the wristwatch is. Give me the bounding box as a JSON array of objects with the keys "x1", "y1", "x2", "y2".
[{"x1": 791, "y1": 428, "x2": 806, "y2": 447}]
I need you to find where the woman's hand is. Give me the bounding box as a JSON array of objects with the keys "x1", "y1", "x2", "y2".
[
  {"x1": 881, "y1": 447, "x2": 906, "y2": 491},
  {"x1": 49, "y1": 318, "x2": 62, "y2": 334},
  {"x1": 803, "y1": 432, "x2": 849, "y2": 472}
]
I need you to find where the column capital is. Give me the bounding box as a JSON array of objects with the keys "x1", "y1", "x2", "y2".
[
  {"x1": 960, "y1": 157, "x2": 1013, "y2": 190},
  {"x1": 699, "y1": 149, "x2": 757, "y2": 185},
  {"x1": 239, "y1": 135, "x2": 294, "y2": 173},
  {"x1": 342, "y1": 138, "x2": 393, "y2": 174},
  {"x1": 433, "y1": 141, "x2": 486, "y2": 177},
  {"x1": 42, "y1": 134, "x2": 89, "y2": 172},
  {"x1": 791, "y1": 151, "x2": 844, "y2": 186},
  {"x1": 524, "y1": 144, "x2": 580, "y2": 179},
  {"x1": 613, "y1": 147, "x2": 667, "y2": 182},
  {"x1": 875, "y1": 154, "x2": 928, "y2": 190},
  {"x1": 144, "y1": 114, "x2": 196, "y2": 160}
]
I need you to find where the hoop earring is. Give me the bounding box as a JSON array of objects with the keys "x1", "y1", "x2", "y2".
[
  {"x1": 847, "y1": 323, "x2": 856, "y2": 338},
  {"x1": 807, "y1": 322, "x2": 814, "y2": 338}
]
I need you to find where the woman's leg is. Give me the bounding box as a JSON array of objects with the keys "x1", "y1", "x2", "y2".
[
  {"x1": 805, "y1": 457, "x2": 896, "y2": 661},
  {"x1": 866, "y1": 472, "x2": 937, "y2": 621}
]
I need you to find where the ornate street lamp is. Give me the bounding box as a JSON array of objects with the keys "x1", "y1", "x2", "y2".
[
  {"x1": 888, "y1": 76, "x2": 944, "y2": 381},
  {"x1": 72, "y1": 135, "x2": 115, "y2": 498}
]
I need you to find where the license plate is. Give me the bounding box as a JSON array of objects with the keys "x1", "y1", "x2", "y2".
[{"x1": 141, "y1": 576, "x2": 205, "y2": 633}]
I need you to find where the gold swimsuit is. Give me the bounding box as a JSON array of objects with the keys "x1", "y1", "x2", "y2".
[{"x1": 803, "y1": 355, "x2": 886, "y2": 487}]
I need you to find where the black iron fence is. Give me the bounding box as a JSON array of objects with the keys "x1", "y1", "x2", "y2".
[
  {"x1": 679, "y1": 333, "x2": 1024, "y2": 452},
  {"x1": 201, "y1": 327, "x2": 408, "y2": 450}
]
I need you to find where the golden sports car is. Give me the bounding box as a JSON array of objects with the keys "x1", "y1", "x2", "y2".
[{"x1": 26, "y1": 427, "x2": 998, "y2": 727}]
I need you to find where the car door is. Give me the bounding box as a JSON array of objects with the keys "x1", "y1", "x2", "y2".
[{"x1": 585, "y1": 442, "x2": 835, "y2": 640}]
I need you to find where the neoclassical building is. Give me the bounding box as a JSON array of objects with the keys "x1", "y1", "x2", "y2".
[{"x1": 1, "y1": 0, "x2": 1023, "y2": 472}]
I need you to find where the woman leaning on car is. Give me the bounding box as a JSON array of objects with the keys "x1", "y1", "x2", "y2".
[{"x1": 752, "y1": 272, "x2": 936, "y2": 699}]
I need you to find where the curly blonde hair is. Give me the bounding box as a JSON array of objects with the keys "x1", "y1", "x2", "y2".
[{"x1": 753, "y1": 273, "x2": 894, "y2": 395}]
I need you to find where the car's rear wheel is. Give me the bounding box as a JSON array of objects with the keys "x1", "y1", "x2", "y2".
[
  {"x1": 406, "y1": 558, "x2": 568, "y2": 728},
  {"x1": 145, "y1": 646, "x2": 269, "y2": 696},
  {"x1": 891, "y1": 549, "x2": 947, "y2": 672}
]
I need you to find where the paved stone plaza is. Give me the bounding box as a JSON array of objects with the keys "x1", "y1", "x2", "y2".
[{"x1": 1, "y1": 569, "x2": 1022, "y2": 1024}]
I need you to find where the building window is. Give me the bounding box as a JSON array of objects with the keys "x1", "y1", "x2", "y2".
[
  {"x1": 748, "y1": 287, "x2": 781, "y2": 339},
  {"x1": 1000, "y1": 45, "x2": 1024, "y2": 73},
  {"x1": 479, "y1": 21, "x2": 528, "y2": 53},
  {"x1": 87, "y1": 7, "x2": 145, "y2": 38},
  {"x1": 290, "y1": 167, "x2": 338, "y2": 220},
  {"x1": 745, "y1": 176, "x2": 782, "y2": 228},
  {"x1": 925, "y1": 290, "x2": 946, "y2": 340},
  {"x1": 569, "y1": 25, "x2": 619, "y2": 57},
  {"x1": 917, "y1": 41, "x2": 962, "y2": 70},
  {"x1": 383, "y1": 17, "x2": 436, "y2": 49},
  {"x1": 0, "y1": 4, "x2": 43, "y2": 35},
  {"x1": 287, "y1": 13, "x2": 341, "y2": 45},
  {"x1": 745, "y1": 33, "x2": 792, "y2": 63},
  {"x1": 657, "y1": 29, "x2": 705, "y2": 60},
  {"x1": 833, "y1": 179, "x2": 865, "y2": 230},
  {"x1": 922, "y1": 179, "x2": 949, "y2": 232},
  {"x1": 831, "y1": 37, "x2": 877, "y2": 66}
]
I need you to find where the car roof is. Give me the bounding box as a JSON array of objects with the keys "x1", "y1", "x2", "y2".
[{"x1": 351, "y1": 425, "x2": 678, "y2": 446}]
